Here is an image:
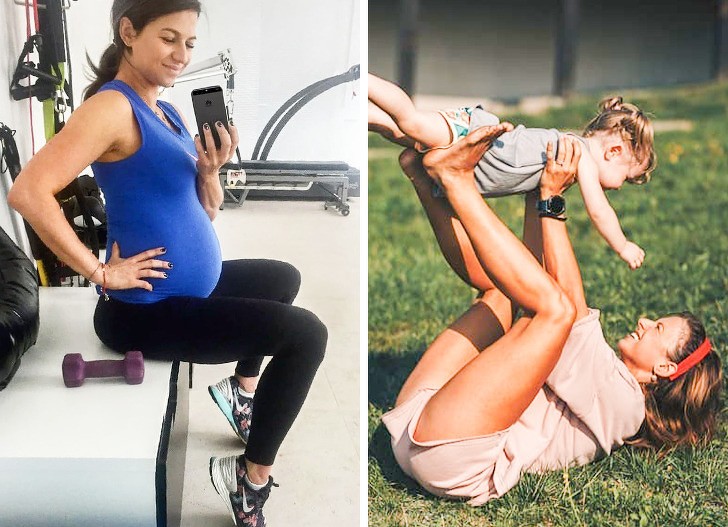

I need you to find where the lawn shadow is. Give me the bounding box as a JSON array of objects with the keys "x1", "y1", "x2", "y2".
[
  {"x1": 369, "y1": 347, "x2": 437, "y2": 499},
  {"x1": 368, "y1": 421, "x2": 431, "y2": 498},
  {"x1": 368, "y1": 347, "x2": 423, "y2": 409}
]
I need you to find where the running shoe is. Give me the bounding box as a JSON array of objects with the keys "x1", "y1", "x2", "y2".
[
  {"x1": 208, "y1": 376, "x2": 254, "y2": 444},
  {"x1": 209, "y1": 454, "x2": 277, "y2": 527}
]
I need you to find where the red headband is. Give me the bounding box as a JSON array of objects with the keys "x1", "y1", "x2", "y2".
[{"x1": 668, "y1": 338, "x2": 712, "y2": 381}]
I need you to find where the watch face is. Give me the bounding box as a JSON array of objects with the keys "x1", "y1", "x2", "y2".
[{"x1": 549, "y1": 195, "x2": 566, "y2": 215}]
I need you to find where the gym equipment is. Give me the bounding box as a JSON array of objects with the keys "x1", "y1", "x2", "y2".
[
  {"x1": 0, "y1": 289, "x2": 189, "y2": 526},
  {"x1": 220, "y1": 65, "x2": 360, "y2": 216},
  {"x1": 221, "y1": 160, "x2": 357, "y2": 216},
  {"x1": 62, "y1": 351, "x2": 145, "y2": 387},
  {"x1": 60, "y1": 174, "x2": 107, "y2": 246},
  {"x1": 0, "y1": 227, "x2": 39, "y2": 391},
  {"x1": 9, "y1": 0, "x2": 99, "y2": 286},
  {"x1": 173, "y1": 54, "x2": 359, "y2": 215}
]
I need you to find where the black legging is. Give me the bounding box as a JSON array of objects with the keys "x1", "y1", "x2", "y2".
[{"x1": 93, "y1": 259, "x2": 328, "y2": 466}]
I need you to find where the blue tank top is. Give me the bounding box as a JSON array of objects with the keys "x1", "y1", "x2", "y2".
[{"x1": 91, "y1": 79, "x2": 222, "y2": 304}]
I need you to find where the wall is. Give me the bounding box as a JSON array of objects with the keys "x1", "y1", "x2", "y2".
[
  {"x1": 369, "y1": 0, "x2": 715, "y2": 100},
  {"x1": 162, "y1": 0, "x2": 360, "y2": 164},
  {"x1": 575, "y1": 1, "x2": 713, "y2": 92}
]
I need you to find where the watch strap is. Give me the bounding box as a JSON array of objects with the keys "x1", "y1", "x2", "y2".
[{"x1": 538, "y1": 212, "x2": 567, "y2": 221}]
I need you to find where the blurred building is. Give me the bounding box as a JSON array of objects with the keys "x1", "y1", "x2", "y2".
[{"x1": 369, "y1": 0, "x2": 726, "y2": 100}]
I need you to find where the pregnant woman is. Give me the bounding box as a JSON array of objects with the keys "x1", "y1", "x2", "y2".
[{"x1": 9, "y1": 2, "x2": 327, "y2": 525}]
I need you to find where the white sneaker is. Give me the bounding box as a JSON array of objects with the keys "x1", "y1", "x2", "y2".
[{"x1": 209, "y1": 455, "x2": 277, "y2": 527}]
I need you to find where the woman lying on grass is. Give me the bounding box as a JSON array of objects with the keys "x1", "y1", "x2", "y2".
[{"x1": 382, "y1": 126, "x2": 723, "y2": 505}]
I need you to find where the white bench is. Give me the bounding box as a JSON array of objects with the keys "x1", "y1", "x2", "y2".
[{"x1": 0, "y1": 287, "x2": 189, "y2": 527}]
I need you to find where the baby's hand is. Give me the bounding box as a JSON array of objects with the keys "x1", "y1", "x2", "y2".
[{"x1": 619, "y1": 241, "x2": 645, "y2": 270}]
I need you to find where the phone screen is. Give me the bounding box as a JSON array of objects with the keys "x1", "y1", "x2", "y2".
[{"x1": 191, "y1": 86, "x2": 229, "y2": 150}]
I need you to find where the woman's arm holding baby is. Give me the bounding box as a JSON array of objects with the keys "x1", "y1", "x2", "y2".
[
  {"x1": 576, "y1": 155, "x2": 645, "y2": 269},
  {"x1": 522, "y1": 191, "x2": 543, "y2": 265},
  {"x1": 538, "y1": 139, "x2": 590, "y2": 321}
]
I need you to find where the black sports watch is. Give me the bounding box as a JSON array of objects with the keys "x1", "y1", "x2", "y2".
[{"x1": 536, "y1": 195, "x2": 566, "y2": 218}]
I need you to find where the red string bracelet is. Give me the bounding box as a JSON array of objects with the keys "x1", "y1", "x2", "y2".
[{"x1": 88, "y1": 262, "x2": 103, "y2": 282}]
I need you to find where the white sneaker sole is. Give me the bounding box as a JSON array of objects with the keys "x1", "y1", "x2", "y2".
[{"x1": 209, "y1": 455, "x2": 239, "y2": 526}]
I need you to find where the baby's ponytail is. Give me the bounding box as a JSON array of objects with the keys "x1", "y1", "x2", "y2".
[
  {"x1": 599, "y1": 96, "x2": 624, "y2": 112},
  {"x1": 583, "y1": 96, "x2": 656, "y2": 184}
]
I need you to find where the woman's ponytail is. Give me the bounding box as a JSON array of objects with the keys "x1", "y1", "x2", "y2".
[{"x1": 83, "y1": 42, "x2": 123, "y2": 101}]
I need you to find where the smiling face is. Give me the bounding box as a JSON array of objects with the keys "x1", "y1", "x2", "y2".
[
  {"x1": 119, "y1": 9, "x2": 198, "y2": 88},
  {"x1": 617, "y1": 316, "x2": 689, "y2": 382}
]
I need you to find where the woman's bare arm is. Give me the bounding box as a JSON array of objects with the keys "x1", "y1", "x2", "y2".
[
  {"x1": 522, "y1": 190, "x2": 543, "y2": 266},
  {"x1": 8, "y1": 92, "x2": 169, "y2": 290},
  {"x1": 539, "y1": 138, "x2": 589, "y2": 320},
  {"x1": 9, "y1": 92, "x2": 127, "y2": 279}
]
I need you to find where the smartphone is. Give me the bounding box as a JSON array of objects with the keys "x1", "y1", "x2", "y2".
[{"x1": 191, "y1": 86, "x2": 229, "y2": 150}]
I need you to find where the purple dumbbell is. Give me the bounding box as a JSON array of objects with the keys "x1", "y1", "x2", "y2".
[{"x1": 62, "y1": 351, "x2": 145, "y2": 388}]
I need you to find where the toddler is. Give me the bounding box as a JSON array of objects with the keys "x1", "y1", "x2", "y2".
[{"x1": 369, "y1": 73, "x2": 656, "y2": 270}]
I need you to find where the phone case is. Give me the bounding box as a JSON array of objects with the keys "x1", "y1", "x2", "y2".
[{"x1": 191, "y1": 86, "x2": 229, "y2": 150}]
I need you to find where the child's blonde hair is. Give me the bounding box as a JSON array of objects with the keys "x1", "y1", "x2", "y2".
[{"x1": 583, "y1": 96, "x2": 656, "y2": 184}]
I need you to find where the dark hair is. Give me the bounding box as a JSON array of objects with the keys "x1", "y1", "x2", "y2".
[
  {"x1": 628, "y1": 312, "x2": 723, "y2": 451},
  {"x1": 83, "y1": 0, "x2": 202, "y2": 100}
]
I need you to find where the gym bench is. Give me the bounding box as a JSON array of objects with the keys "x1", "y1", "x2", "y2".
[{"x1": 0, "y1": 288, "x2": 189, "y2": 527}]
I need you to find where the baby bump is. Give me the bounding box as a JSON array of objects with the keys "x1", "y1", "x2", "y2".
[{"x1": 106, "y1": 211, "x2": 222, "y2": 303}]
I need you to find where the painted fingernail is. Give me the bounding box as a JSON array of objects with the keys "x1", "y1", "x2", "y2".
[
  {"x1": 229, "y1": 118, "x2": 234, "y2": 127},
  {"x1": 161, "y1": 247, "x2": 167, "y2": 253},
  {"x1": 216, "y1": 121, "x2": 223, "y2": 127},
  {"x1": 168, "y1": 263, "x2": 173, "y2": 269},
  {"x1": 195, "y1": 134, "x2": 200, "y2": 139},
  {"x1": 163, "y1": 272, "x2": 168, "y2": 278},
  {"x1": 204, "y1": 123, "x2": 210, "y2": 130}
]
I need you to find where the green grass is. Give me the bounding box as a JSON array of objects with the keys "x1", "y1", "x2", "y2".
[{"x1": 368, "y1": 83, "x2": 728, "y2": 527}]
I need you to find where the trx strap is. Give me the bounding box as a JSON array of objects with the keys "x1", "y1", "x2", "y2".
[
  {"x1": 12, "y1": 0, "x2": 41, "y2": 154},
  {"x1": 10, "y1": 1, "x2": 73, "y2": 127},
  {"x1": 38, "y1": 0, "x2": 73, "y2": 138},
  {"x1": 9, "y1": 35, "x2": 60, "y2": 103},
  {"x1": 8, "y1": 0, "x2": 97, "y2": 286},
  {"x1": 0, "y1": 124, "x2": 21, "y2": 178}
]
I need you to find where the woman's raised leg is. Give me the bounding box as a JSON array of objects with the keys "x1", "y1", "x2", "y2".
[
  {"x1": 395, "y1": 288, "x2": 516, "y2": 406},
  {"x1": 393, "y1": 148, "x2": 517, "y2": 405},
  {"x1": 399, "y1": 148, "x2": 506, "y2": 297},
  {"x1": 411, "y1": 127, "x2": 576, "y2": 441}
]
